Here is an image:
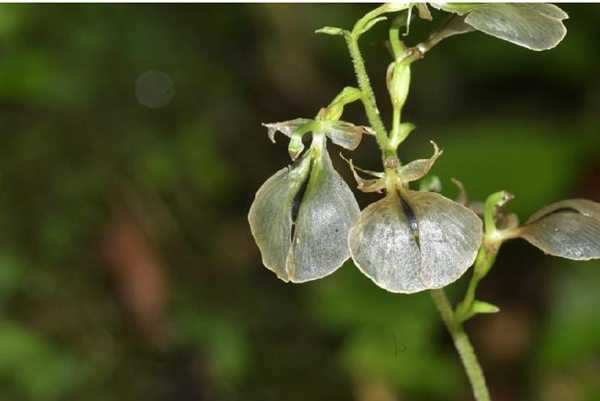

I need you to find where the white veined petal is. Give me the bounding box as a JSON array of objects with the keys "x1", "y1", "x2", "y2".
[
  {"x1": 463, "y1": 3, "x2": 567, "y2": 51},
  {"x1": 518, "y1": 199, "x2": 600, "y2": 260},
  {"x1": 262, "y1": 118, "x2": 313, "y2": 143},
  {"x1": 349, "y1": 189, "x2": 482, "y2": 293},
  {"x1": 249, "y1": 144, "x2": 360, "y2": 283},
  {"x1": 288, "y1": 148, "x2": 360, "y2": 282},
  {"x1": 248, "y1": 153, "x2": 312, "y2": 281},
  {"x1": 323, "y1": 121, "x2": 365, "y2": 151}
]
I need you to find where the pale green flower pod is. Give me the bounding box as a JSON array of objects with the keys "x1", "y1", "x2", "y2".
[
  {"x1": 432, "y1": 3, "x2": 568, "y2": 51},
  {"x1": 349, "y1": 188, "x2": 483, "y2": 293},
  {"x1": 249, "y1": 135, "x2": 360, "y2": 283},
  {"x1": 516, "y1": 199, "x2": 600, "y2": 260}
]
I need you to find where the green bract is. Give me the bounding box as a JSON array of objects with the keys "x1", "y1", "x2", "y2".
[
  {"x1": 248, "y1": 128, "x2": 360, "y2": 283},
  {"x1": 431, "y1": 3, "x2": 568, "y2": 51},
  {"x1": 516, "y1": 199, "x2": 600, "y2": 260},
  {"x1": 347, "y1": 142, "x2": 483, "y2": 293}
]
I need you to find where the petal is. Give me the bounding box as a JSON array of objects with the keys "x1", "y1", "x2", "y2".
[
  {"x1": 249, "y1": 143, "x2": 360, "y2": 283},
  {"x1": 262, "y1": 118, "x2": 313, "y2": 143},
  {"x1": 287, "y1": 148, "x2": 361, "y2": 282},
  {"x1": 463, "y1": 4, "x2": 567, "y2": 51},
  {"x1": 248, "y1": 152, "x2": 312, "y2": 281},
  {"x1": 518, "y1": 199, "x2": 600, "y2": 260},
  {"x1": 428, "y1": 14, "x2": 475, "y2": 45},
  {"x1": 339, "y1": 153, "x2": 386, "y2": 193},
  {"x1": 322, "y1": 121, "x2": 365, "y2": 151},
  {"x1": 349, "y1": 189, "x2": 482, "y2": 293},
  {"x1": 398, "y1": 141, "x2": 442, "y2": 183}
]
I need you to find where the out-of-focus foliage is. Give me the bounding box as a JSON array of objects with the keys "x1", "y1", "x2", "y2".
[{"x1": 0, "y1": 4, "x2": 598, "y2": 401}]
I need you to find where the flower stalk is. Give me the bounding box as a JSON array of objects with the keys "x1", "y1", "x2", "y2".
[
  {"x1": 431, "y1": 289, "x2": 491, "y2": 401},
  {"x1": 344, "y1": 7, "x2": 493, "y2": 400}
]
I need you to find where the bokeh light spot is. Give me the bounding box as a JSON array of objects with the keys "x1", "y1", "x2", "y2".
[{"x1": 135, "y1": 70, "x2": 174, "y2": 108}]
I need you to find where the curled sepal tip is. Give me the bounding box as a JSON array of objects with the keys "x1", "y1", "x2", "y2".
[
  {"x1": 263, "y1": 119, "x2": 312, "y2": 143},
  {"x1": 398, "y1": 140, "x2": 442, "y2": 183},
  {"x1": 249, "y1": 140, "x2": 360, "y2": 283},
  {"x1": 516, "y1": 199, "x2": 600, "y2": 260},
  {"x1": 349, "y1": 188, "x2": 483, "y2": 293}
]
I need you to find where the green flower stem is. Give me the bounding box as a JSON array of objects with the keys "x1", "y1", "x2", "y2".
[
  {"x1": 454, "y1": 247, "x2": 498, "y2": 324},
  {"x1": 345, "y1": 33, "x2": 389, "y2": 152},
  {"x1": 389, "y1": 14, "x2": 408, "y2": 60},
  {"x1": 390, "y1": 107, "x2": 402, "y2": 147},
  {"x1": 431, "y1": 289, "x2": 492, "y2": 401},
  {"x1": 346, "y1": 9, "x2": 493, "y2": 400},
  {"x1": 484, "y1": 190, "x2": 513, "y2": 235}
]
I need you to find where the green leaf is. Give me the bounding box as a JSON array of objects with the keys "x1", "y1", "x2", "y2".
[{"x1": 433, "y1": 3, "x2": 568, "y2": 51}]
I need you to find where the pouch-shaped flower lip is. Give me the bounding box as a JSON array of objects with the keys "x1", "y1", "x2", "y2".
[
  {"x1": 515, "y1": 199, "x2": 600, "y2": 260},
  {"x1": 346, "y1": 141, "x2": 482, "y2": 293},
  {"x1": 349, "y1": 185, "x2": 483, "y2": 293},
  {"x1": 248, "y1": 135, "x2": 360, "y2": 283},
  {"x1": 431, "y1": 3, "x2": 568, "y2": 51}
]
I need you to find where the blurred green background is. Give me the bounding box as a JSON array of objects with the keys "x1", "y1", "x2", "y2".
[{"x1": 0, "y1": 4, "x2": 599, "y2": 401}]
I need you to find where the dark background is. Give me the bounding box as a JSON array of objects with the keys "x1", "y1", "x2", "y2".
[{"x1": 0, "y1": 4, "x2": 599, "y2": 401}]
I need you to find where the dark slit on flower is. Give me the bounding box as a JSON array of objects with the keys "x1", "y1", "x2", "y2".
[
  {"x1": 290, "y1": 160, "x2": 315, "y2": 241},
  {"x1": 399, "y1": 192, "x2": 421, "y2": 249},
  {"x1": 526, "y1": 207, "x2": 582, "y2": 225}
]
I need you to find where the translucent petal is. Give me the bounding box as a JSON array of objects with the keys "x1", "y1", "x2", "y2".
[
  {"x1": 518, "y1": 199, "x2": 600, "y2": 260},
  {"x1": 287, "y1": 148, "x2": 360, "y2": 282},
  {"x1": 248, "y1": 145, "x2": 360, "y2": 283},
  {"x1": 349, "y1": 189, "x2": 483, "y2": 293},
  {"x1": 248, "y1": 152, "x2": 312, "y2": 281},
  {"x1": 424, "y1": 14, "x2": 475, "y2": 49},
  {"x1": 415, "y1": 3, "x2": 433, "y2": 21},
  {"x1": 263, "y1": 118, "x2": 313, "y2": 143},
  {"x1": 463, "y1": 4, "x2": 568, "y2": 51},
  {"x1": 398, "y1": 141, "x2": 442, "y2": 183},
  {"x1": 323, "y1": 121, "x2": 365, "y2": 151}
]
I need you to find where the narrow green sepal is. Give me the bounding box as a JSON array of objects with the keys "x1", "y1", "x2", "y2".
[
  {"x1": 325, "y1": 87, "x2": 363, "y2": 121},
  {"x1": 356, "y1": 16, "x2": 388, "y2": 36},
  {"x1": 471, "y1": 300, "x2": 500, "y2": 315}
]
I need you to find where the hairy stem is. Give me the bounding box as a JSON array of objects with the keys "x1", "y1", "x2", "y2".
[
  {"x1": 430, "y1": 289, "x2": 492, "y2": 401},
  {"x1": 345, "y1": 34, "x2": 389, "y2": 152},
  {"x1": 346, "y1": 8, "x2": 492, "y2": 400}
]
